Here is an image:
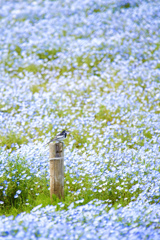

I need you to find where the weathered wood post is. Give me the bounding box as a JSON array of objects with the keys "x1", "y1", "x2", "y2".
[{"x1": 49, "y1": 142, "x2": 64, "y2": 200}]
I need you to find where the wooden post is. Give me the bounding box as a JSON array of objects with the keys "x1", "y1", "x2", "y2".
[{"x1": 49, "y1": 142, "x2": 64, "y2": 200}]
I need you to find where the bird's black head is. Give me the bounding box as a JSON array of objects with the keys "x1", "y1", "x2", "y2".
[{"x1": 61, "y1": 130, "x2": 69, "y2": 135}]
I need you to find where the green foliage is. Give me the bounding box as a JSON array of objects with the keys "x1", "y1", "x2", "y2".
[
  {"x1": 120, "y1": 3, "x2": 131, "y2": 9},
  {"x1": 48, "y1": 170, "x2": 142, "y2": 212},
  {"x1": 37, "y1": 48, "x2": 61, "y2": 61},
  {"x1": 14, "y1": 45, "x2": 22, "y2": 56},
  {"x1": 0, "y1": 153, "x2": 142, "y2": 217},
  {"x1": 0, "y1": 104, "x2": 19, "y2": 114},
  {"x1": 155, "y1": 63, "x2": 160, "y2": 69},
  {"x1": 0, "y1": 131, "x2": 28, "y2": 150},
  {"x1": 95, "y1": 106, "x2": 114, "y2": 122},
  {"x1": 0, "y1": 157, "x2": 49, "y2": 216},
  {"x1": 23, "y1": 64, "x2": 44, "y2": 74},
  {"x1": 30, "y1": 84, "x2": 40, "y2": 94}
]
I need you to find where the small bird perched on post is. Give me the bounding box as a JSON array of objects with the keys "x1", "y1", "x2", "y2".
[{"x1": 45, "y1": 130, "x2": 69, "y2": 145}]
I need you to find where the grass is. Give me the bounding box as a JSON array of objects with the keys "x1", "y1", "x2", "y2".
[
  {"x1": 0, "y1": 157, "x2": 49, "y2": 216},
  {"x1": 37, "y1": 48, "x2": 62, "y2": 61},
  {"x1": 0, "y1": 151, "x2": 144, "y2": 217},
  {"x1": 0, "y1": 131, "x2": 29, "y2": 151}
]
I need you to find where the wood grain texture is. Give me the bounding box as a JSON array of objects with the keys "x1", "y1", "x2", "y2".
[{"x1": 49, "y1": 142, "x2": 64, "y2": 199}]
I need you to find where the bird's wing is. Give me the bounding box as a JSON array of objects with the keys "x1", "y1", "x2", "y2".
[{"x1": 55, "y1": 135, "x2": 63, "y2": 140}]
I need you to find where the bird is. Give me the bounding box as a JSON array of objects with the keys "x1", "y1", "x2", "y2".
[{"x1": 45, "y1": 130, "x2": 69, "y2": 145}]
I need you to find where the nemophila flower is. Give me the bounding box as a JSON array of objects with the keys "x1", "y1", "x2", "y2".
[
  {"x1": 0, "y1": 0, "x2": 160, "y2": 238},
  {"x1": 16, "y1": 190, "x2": 21, "y2": 195}
]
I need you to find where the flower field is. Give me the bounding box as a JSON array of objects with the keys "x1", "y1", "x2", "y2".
[{"x1": 0, "y1": 0, "x2": 160, "y2": 239}]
